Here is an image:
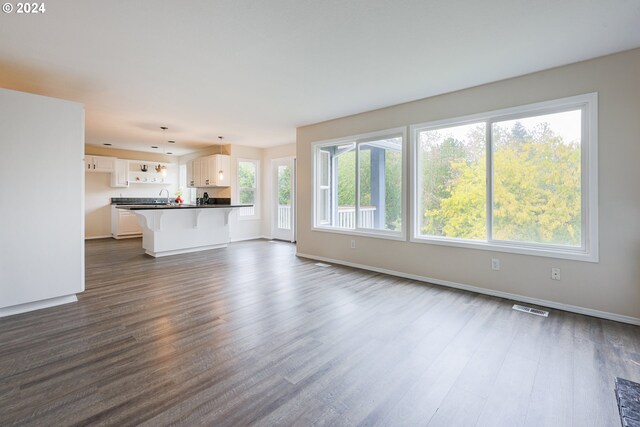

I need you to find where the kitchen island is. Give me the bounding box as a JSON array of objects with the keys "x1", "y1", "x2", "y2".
[{"x1": 117, "y1": 204, "x2": 251, "y2": 257}]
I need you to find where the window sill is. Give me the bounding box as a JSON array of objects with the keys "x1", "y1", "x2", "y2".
[
  {"x1": 410, "y1": 235, "x2": 598, "y2": 262},
  {"x1": 312, "y1": 225, "x2": 406, "y2": 242},
  {"x1": 239, "y1": 216, "x2": 260, "y2": 221}
]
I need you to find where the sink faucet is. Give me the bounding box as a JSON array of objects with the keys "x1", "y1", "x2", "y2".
[{"x1": 159, "y1": 188, "x2": 170, "y2": 204}]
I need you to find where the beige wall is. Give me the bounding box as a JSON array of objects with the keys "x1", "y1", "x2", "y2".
[
  {"x1": 85, "y1": 146, "x2": 179, "y2": 238},
  {"x1": 85, "y1": 145, "x2": 177, "y2": 164},
  {"x1": 296, "y1": 48, "x2": 640, "y2": 322}
]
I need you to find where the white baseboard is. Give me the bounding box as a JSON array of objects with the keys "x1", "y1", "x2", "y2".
[
  {"x1": 230, "y1": 235, "x2": 267, "y2": 243},
  {"x1": 146, "y1": 244, "x2": 227, "y2": 257},
  {"x1": 0, "y1": 294, "x2": 78, "y2": 318},
  {"x1": 112, "y1": 234, "x2": 142, "y2": 240},
  {"x1": 85, "y1": 235, "x2": 112, "y2": 240},
  {"x1": 296, "y1": 252, "x2": 640, "y2": 326}
]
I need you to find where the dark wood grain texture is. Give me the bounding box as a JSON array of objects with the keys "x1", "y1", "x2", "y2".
[{"x1": 0, "y1": 238, "x2": 638, "y2": 426}]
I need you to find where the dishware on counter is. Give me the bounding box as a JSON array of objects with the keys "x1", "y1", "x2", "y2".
[{"x1": 140, "y1": 164, "x2": 148, "y2": 172}]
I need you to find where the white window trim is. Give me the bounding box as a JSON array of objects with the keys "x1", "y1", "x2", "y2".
[
  {"x1": 236, "y1": 158, "x2": 260, "y2": 220},
  {"x1": 410, "y1": 92, "x2": 599, "y2": 262},
  {"x1": 311, "y1": 127, "x2": 407, "y2": 241}
]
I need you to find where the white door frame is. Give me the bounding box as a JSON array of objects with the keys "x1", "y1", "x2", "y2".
[{"x1": 271, "y1": 157, "x2": 296, "y2": 242}]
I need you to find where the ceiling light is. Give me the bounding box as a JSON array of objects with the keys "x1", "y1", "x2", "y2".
[{"x1": 156, "y1": 127, "x2": 168, "y2": 177}]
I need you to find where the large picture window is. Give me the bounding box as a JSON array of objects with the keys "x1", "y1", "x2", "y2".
[
  {"x1": 412, "y1": 93, "x2": 598, "y2": 261},
  {"x1": 313, "y1": 128, "x2": 405, "y2": 239}
]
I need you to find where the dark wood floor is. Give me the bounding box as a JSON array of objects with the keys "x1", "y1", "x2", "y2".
[{"x1": 1, "y1": 239, "x2": 639, "y2": 426}]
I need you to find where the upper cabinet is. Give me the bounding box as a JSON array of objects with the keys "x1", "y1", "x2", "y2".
[
  {"x1": 186, "y1": 159, "x2": 195, "y2": 187},
  {"x1": 86, "y1": 155, "x2": 115, "y2": 173},
  {"x1": 110, "y1": 159, "x2": 129, "y2": 188},
  {"x1": 187, "y1": 154, "x2": 230, "y2": 187}
]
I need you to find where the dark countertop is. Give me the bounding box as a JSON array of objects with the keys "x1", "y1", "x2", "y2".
[
  {"x1": 112, "y1": 197, "x2": 232, "y2": 205},
  {"x1": 117, "y1": 204, "x2": 252, "y2": 210}
]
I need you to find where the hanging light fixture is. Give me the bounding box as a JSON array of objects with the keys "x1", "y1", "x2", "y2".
[
  {"x1": 218, "y1": 136, "x2": 224, "y2": 181},
  {"x1": 156, "y1": 126, "x2": 168, "y2": 177}
]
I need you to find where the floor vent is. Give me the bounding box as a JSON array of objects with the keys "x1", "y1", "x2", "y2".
[
  {"x1": 512, "y1": 304, "x2": 549, "y2": 317},
  {"x1": 314, "y1": 262, "x2": 332, "y2": 268}
]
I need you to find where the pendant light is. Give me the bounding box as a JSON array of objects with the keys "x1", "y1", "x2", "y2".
[
  {"x1": 155, "y1": 127, "x2": 168, "y2": 177},
  {"x1": 218, "y1": 136, "x2": 225, "y2": 181}
]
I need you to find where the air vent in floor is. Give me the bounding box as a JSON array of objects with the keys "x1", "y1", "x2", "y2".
[
  {"x1": 314, "y1": 262, "x2": 332, "y2": 268},
  {"x1": 512, "y1": 304, "x2": 549, "y2": 317}
]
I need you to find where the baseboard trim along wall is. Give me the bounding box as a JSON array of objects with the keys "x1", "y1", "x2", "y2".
[
  {"x1": 230, "y1": 236, "x2": 270, "y2": 243},
  {"x1": 0, "y1": 294, "x2": 78, "y2": 318},
  {"x1": 296, "y1": 252, "x2": 640, "y2": 326}
]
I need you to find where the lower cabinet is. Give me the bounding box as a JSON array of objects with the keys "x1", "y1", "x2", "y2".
[{"x1": 111, "y1": 206, "x2": 142, "y2": 239}]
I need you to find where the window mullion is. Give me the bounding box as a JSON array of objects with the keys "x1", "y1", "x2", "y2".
[
  {"x1": 486, "y1": 120, "x2": 493, "y2": 243},
  {"x1": 355, "y1": 142, "x2": 360, "y2": 230}
]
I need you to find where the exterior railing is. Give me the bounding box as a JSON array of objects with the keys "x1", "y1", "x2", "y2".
[
  {"x1": 239, "y1": 206, "x2": 255, "y2": 217},
  {"x1": 278, "y1": 205, "x2": 292, "y2": 230},
  {"x1": 337, "y1": 206, "x2": 376, "y2": 229},
  {"x1": 281, "y1": 205, "x2": 376, "y2": 230}
]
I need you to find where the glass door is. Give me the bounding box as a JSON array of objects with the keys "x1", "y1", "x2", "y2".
[{"x1": 272, "y1": 157, "x2": 295, "y2": 242}]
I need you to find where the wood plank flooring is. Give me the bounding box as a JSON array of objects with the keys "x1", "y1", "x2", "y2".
[{"x1": 1, "y1": 238, "x2": 639, "y2": 426}]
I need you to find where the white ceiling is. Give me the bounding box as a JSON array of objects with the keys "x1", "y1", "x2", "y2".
[{"x1": 1, "y1": 0, "x2": 639, "y2": 155}]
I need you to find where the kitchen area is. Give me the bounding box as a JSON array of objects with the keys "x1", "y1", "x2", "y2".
[{"x1": 85, "y1": 142, "x2": 277, "y2": 255}]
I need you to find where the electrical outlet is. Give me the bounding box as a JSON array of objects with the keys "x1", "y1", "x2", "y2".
[
  {"x1": 551, "y1": 268, "x2": 561, "y2": 280},
  {"x1": 350, "y1": 240, "x2": 356, "y2": 249},
  {"x1": 491, "y1": 258, "x2": 500, "y2": 271}
]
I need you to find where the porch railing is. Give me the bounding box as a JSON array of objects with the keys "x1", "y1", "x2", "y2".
[
  {"x1": 278, "y1": 205, "x2": 292, "y2": 230},
  {"x1": 336, "y1": 206, "x2": 376, "y2": 229}
]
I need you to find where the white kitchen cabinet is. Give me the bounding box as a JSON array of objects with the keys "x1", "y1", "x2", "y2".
[
  {"x1": 186, "y1": 160, "x2": 195, "y2": 187},
  {"x1": 110, "y1": 159, "x2": 129, "y2": 187},
  {"x1": 201, "y1": 156, "x2": 215, "y2": 187},
  {"x1": 192, "y1": 158, "x2": 202, "y2": 187},
  {"x1": 111, "y1": 206, "x2": 142, "y2": 239},
  {"x1": 86, "y1": 155, "x2": 115, "y2": 173},
  {"x1": 186, "y1": 155, "x2": 230, "y2": 187}
]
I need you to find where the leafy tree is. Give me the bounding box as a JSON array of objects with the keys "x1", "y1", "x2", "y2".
[
  {"x1": 278, "y1": 165, "x2": 291, "y2": 206},
  {"x1": 422, "y1": 121, "x2": 581, "y2": 246},
  {"x1": 238, "y1": 162, "x2": 256, "y2": 204},
  {"x1": 419, "y1": 124, "x2": 486, "y2": 237}
]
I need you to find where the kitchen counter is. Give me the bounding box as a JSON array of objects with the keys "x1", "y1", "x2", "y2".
[
  {"x1": 117, "y1": 204, "x2": 250, "y2": 210},
  {"x1": 121, "y1": 204, "x2": 252, "y2": 257}
]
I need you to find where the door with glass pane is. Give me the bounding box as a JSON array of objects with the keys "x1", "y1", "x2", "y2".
[{"x1": 272, "y1": 157, "x2": 295, "y2": 242}]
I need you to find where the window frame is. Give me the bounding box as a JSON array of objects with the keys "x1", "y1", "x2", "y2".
[
  {"x1": 410, "y1": 93, "x2": 598, "y2": 262},
  {"x1": 311, "y1": 127, "x2": 407, "y2": 241},
  {"x1": 236, "y1": 158, "x2": 260, "y2": 220}
]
